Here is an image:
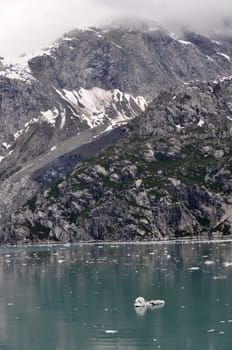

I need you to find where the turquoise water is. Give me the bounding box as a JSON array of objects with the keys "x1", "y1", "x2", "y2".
[{"x1": 0, "y1": 241, "x2": 231, "y2": 349}]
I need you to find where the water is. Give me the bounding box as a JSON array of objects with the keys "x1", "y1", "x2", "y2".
[{"x1": 0, "y1": 241, "x2": 231, "y2": 350}]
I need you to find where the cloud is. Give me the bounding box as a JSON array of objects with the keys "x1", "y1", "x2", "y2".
[
  {"x1": 95, "y1": 0, "x2": 232, "y2": 32},
  {"x1": 0, "y1": 0, "x2": 232, "y2": 56}
]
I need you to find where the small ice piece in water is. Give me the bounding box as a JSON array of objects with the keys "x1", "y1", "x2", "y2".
[
  {"x1": 188, "y1": 267, "x2": 200, "y2": 271},
  {"x1": 207, "y1": 329, "x2": 215, "y2": 333},
  {"x1": 148, "y1": 299, "x2": 165, "y2": 308},
  {"x1": 223, "y1": 262, "x2": 232, "y2": 267},
  {"x1": 134, "y1": 297, "x2": 165, "y2": 309},
  {"x1": 8, "y1": 302, "x2": 14, "y2": 306},
  {"x1": 204, "y1": 260, "x2": 214, "y2": 265},
  {"x1": 134, "y1": 297, "x2": 147, "y2": 307},
  {"x1": 105, "y1": 330, "x2": 118, "y2": 334},
  {"x1": 213, "y1": 275, "x2": 226, "y2": 280}
]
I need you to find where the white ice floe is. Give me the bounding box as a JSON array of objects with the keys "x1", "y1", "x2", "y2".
[
  {"x1": 207, "y1": 329, "x2": 215, "y2": 333},
  {"x1": 134, "y1": 296, "x2": 165, "y2": 308},
  {"x1": 204, "y1": 260, "x2": 215, "y2": 265},
  {"x1": 213, "y1": 275, "x2": 226, "y2": 280},
  {"x1": 105, "y1": 330, "x2": 118, "y2": 334}
]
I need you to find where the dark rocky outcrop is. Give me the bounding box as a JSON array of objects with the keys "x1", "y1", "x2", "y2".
[{"x1": 4, "y1": 77, "x2": 232, "y2": 243}]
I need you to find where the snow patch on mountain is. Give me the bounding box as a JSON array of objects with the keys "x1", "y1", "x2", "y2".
[
  {"x1": 2, "y1": 143, "x2": 11, "y2": 150},
  {"x1": 41, "y1": 108, "x2": 59, "y2": 126},
  {"x1": 60, "y1": 110, "x2": 66, "y2": 130},
  {"x1": 198, "y1": 118, "x2": 205, "y2": 127},
  {"x1": 0, "y1": 56, "x2": 35, "y2": 83},
  {"x1": 217, "y1": 52, "x2": 231, "y2": 61},
  {"x1": 56, "y1": 86, "x2": 147, "y2": 129},
  {"x1": 177, "y1": 40, "x2": 193, "y2": 46}
]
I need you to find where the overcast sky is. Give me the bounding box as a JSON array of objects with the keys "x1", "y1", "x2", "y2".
[{"x1": 0, "y1": 0, "x2": 232, "y2": 57}]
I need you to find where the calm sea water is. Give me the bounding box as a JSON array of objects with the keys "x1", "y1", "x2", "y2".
[{"x1": 0, "y1": 241, "x2": 231, "y2": 350}]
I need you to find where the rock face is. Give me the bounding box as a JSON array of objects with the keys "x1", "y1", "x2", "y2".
[
  {"x1": 1, "y1": 24, "x2": 232, "y2": 157},
  {"x1": 2, "y1": 23, "x2": 232, "y2": 240},
  {"x1": 4, "y1": 77, "x2": 232, "y2": 243},
  {"x1": 0, "y1": 82, "x2": 146, "y2": 216},
  {"x1": 28, "y1": 26, "x2": 232, "y2": 98}
]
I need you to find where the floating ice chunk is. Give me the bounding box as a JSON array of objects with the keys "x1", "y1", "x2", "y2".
[
  {"x1": 134, "y1": 297, "x2": 165, "y2": 308},
  {"x1": 207, "y1": 329, "x2": 215, "y2": 333},
  {"x1": 204, "y1": 260, "x2": 214, "y2": 265},
  {"x1": 58, "y1": 259, "x2": 65, "y2": 263},
  {"x1": 213, "y1": 275, "x2": 226, "y2": 280},
  {"x1": 188, "y1": 267, "x2": 200, "y2": 271},
  {"x1": 105, "y1": 330, "x2": 118, "y2": 334},
  {"x1": 223, "y1": 262, "x2": 232, "y2": 267}
]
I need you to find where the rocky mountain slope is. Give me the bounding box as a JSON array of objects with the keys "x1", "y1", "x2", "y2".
[
  {"x1": 4, "y1": 77, "x2": 232, "y2": 243},
  {"x1": 1, "y1": 23, "x2": 232, "y2": 233}
]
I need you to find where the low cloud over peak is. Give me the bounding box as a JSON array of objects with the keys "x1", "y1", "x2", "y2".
[{"x1": 0, "y1": 0, "x2": 232, "y2": 56}]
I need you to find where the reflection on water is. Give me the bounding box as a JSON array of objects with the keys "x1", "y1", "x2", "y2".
[{"x1": 0, "y1": 241, "x2": 231, "y2": 349}]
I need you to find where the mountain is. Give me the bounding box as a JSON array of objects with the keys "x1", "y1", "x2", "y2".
[
  {"x1": 4, "y1": 76, "x2": 232, "y2": 243},
  {"x1": 1, "y1": 23, "x2": 232, "y2": 237}
]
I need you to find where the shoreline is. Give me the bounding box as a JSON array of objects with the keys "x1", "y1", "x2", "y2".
[{"x1": 1, "y1": 235, "x2": 232, "y2": 249}]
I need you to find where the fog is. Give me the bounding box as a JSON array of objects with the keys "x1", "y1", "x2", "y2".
[{"x1": 0, "y1": 0, "x2": 232, "y2": 56}]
